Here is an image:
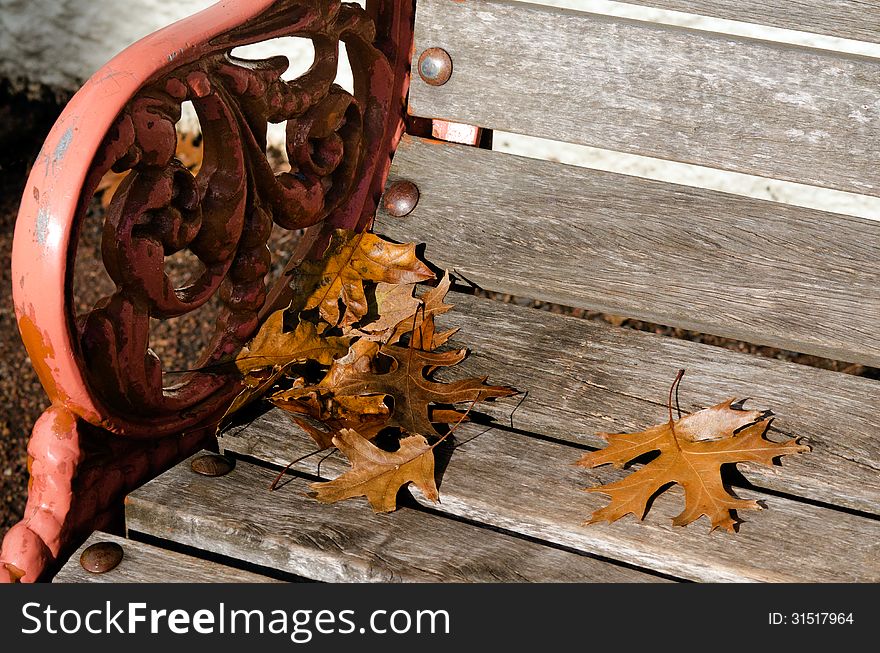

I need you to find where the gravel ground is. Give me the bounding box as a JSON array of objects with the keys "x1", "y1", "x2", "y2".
[
  {"x1": 1, "y1": 87, "x2": 876, "y2": 536},
  {"x1": 0, "y1": 83, "x2": 64, "y2": 533}
]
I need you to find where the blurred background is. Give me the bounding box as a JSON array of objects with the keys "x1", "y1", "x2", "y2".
[{"x1": 1, "y1": 0, "x2": 877, "y2": 531}]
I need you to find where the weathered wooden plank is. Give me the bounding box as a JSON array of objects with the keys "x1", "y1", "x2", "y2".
[
  {"x1": 377, "y1": 137, "x2": 880, "y2": 367},
  {"x1": 54, "y1": 532, "x2": 280, "y2": 583},
  {"x1": 409, "y1": 0, "x2": 880, "y2": 196},
  {"x1": 126, "y1": 454, "x2": 668, "y2": 583},
  {"x1": 625, "y1": 0, "x2": 880, "y2": 45},
  {"x1": 222, "y1": 413, "x2": 880, "y2": 583},
  {"x1": 225, "y1": 292, "x2": 880, "y2": 516}
]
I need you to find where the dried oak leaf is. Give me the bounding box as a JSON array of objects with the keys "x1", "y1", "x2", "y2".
[
  {"x1": 319, "y1": 340, "x2": 515, "y2": 436},
  {"x1": 222, "y1": 309, "x2": 349, "y2": 422},
  {"x1": 353, "y1": 272, "x2": 456, "y2": 349},
  {"x1": 577, "y1": 395, "x2": 809, "y2": 532},
  {"x1": 235, "y1": 308, "x2": 349, "y2": 376},
  {"x1": 290, "y1": 230, "x2": 434, "y2": 328},
  {"x1": 357, "y1": 282, "x2": 423, "y2": 339},
  {"x1": 389, "y1": 271, "x2": 457, "y2": 350},
  {"x1": 270, "y1": 388, "x2": 390, "y2": 449},
  {"x1": 310, "y1": 428, "x2": 438, "y2": 512}
]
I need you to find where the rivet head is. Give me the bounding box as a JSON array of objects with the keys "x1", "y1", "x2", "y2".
[
  {"x1": 190, "y1": 454, "x2": 234, "y2": 477},
  {"x1": 418, "y1": 48, "x2": 452, "y2": 86},
  {"x1": 80, "y1": 541, "x2": 124, "y2": 574},
  {"x1": 382, "y1": 180, "x2": 420, "y2": 217}
]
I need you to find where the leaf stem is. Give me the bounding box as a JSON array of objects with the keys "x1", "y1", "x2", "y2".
[
  {"x1": 269, "y1": 448, "x2": 330, "y2": 491},
  {"x1": 667, "y1": 369, "x2": 686, "y2": 451},
  {"x1": 668, "y1": 369, "x2": 685, "y2": 425},
  {"x1": 429, "y1": 397, "x2": 481, "y2": 452},
  {"x1": 675, "y1": 371, "x2": 683, "y2": 419}
]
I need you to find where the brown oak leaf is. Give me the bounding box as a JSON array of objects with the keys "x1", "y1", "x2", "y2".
[
  {"x1": 319, "y1": 341, "x2": 515, "y2": 436},
  {"x1": 270, "y1": 388, "x2": 390, "y2": 450},
  {"x1": 221, "y1": 309, "x2": 349, "y2": 423},
  {"x1": 310, "y1": 428, "x2": 438, "y2": 512},
  {"x1": 235, "y1": 308, "x2": 349, "y2": 376},
  {"x1": 576, "y1": 375, "x2": 809, "y2": 532},
  {"x1": 357, "y1": 282, "x2": 423, "y2": 339},
  {"x1": 387, "y1": 271, "x2": 457, "y2": 350},
  {"x1": 290, "y1": 230, "x2": 434, "y2": 328}
]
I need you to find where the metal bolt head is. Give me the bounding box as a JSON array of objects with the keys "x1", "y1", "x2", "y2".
[
  {"x1": 80, "y1": 541, "x2": 124, "y2": 574},
  {"x1": 190, "y1": 453, "x2": 234, "y2": 477},
  {"x1": 418, "y1": 48, "x2": 452, "y2": 86},
  {"x1": 382, "y1": 180, "x2": 420, "y2": 217}
]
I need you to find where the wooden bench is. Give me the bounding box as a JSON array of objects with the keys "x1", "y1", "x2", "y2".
[{"x1": 3, "y1": 0, "x2": 878, "y2": 583}]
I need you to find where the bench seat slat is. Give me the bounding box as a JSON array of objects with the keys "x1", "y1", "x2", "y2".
[
  {"x1": 224, "y1": 290, "x2": 880, "y2": 518},
  {"x1": 428, "y1": 293, "x2": 880, "y2": 515},
  {"x1": 377, "y1": 136, "x2": 880, "y2": 367},
  {"x1": 126, "y1": 454, "x2": 666, "y2": 583},
  {"x1": 222, "y1": 412, "x2": 880, "y2": 583},
  {"x1": 410, "y1": 0, "x2": 880, "y2": 196},
  {"x1": 53, "y1": 532, "x2": 281, "y2": 583},
  {"x1": 626, "y1": 0, "x2": 880, "y2": 45},
  {"x1": 218, "y1": 295, "x2": 879, "y2": 582}
]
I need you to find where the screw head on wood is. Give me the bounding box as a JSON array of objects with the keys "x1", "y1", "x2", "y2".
[
  {"x1": 190, "y1": 453, "x2": 234, "y2": 477},
  {"x1": 382, "y1": 180, "x2": 420, "y2": 217},
  {"x1": 80, "y1": 541, "x2": 124, "y2": 574},
  {"x1": 418, "y1": 48, "x2": 453, "y2": 86}
]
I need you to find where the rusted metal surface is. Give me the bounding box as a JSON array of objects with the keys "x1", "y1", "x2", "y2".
[
  {"x1": 417, "y1": 47, "x2": 452, "y2": 86},
  {"x1": 80, "y1": 541, "x2": 124, "y2": 574},
  {"x1": 1, "y1": 0, "x2": 415, "y2": 582},
  {"x1": 190, "y1": 454, "x2": 235, "y2": 477},
  {"x1": 382, "y1": 180, "x2": 420, "y2": 217}
]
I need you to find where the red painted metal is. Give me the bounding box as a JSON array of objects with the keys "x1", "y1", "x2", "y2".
[
  {"x1": 431, "y1": 120, "x2": 482, "y2": 146},
  {"x1": 1, "y1": 0, "x2": 414, "y2": 582}
]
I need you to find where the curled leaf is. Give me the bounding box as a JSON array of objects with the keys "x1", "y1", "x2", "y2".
[
  {"x1": 235, "y1": 309, "x2": 349, "y2": 376},
  {"x1": 270, "y1": 388, "x2": 390, "y2": 450},
  {"x1": 290, "y1": 230, "x2": 434, "y2": 328},
  {"x1": 387, "y1": 271, "x2": 457, "y2": 350},
  {"x1": 310, "y1": 429, "x2": 439, "y2": 512}
]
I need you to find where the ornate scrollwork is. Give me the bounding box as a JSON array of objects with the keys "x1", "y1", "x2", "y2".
[
  {"x1": 2, "y1": 0, "x2": 413, "y2": 582},
  {"x1": 74, "y1": 0, "x2": 401, "y2": 433}
]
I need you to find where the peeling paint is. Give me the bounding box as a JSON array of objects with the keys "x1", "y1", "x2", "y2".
[
  {"x1": 34, "y1": 207, "x2": 50, "y2": 246},
  {"x1": 41, "y1": 125, "x2": 75, "y2": 178},
  {"x1": 17, "y1": 312, "x2": 62, "y2": 404},
  {"x1": 54, "y1": 128, "x2": 73, "y2": 163}
]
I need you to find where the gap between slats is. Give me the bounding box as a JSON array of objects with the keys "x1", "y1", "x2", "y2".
[
  {"x1": 410, "y1": 0, "x2": 880, "y2": 198},
  {"x1": 523, "y1": 1, "x2": 880, "y2": 56},
  {"x1": 377, "y1": 136, "x2": 880, "y2": 368},
  {"x1": 492, "y1": 132, "x2": 880, "y2": 223},
  {"x1": 220, "y1": 411, "x2": 880, "y2": 582}
]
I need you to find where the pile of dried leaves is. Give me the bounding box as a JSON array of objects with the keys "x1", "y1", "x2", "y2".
[
  {"x1": 223, "y1": 230, "x2": 809, "y2": 533},
  {"x1": 223, "y1": 229, "x2": 514, "y2": 512}
]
